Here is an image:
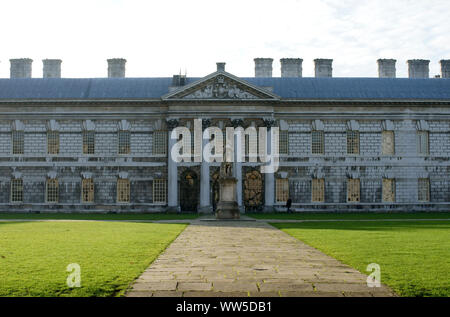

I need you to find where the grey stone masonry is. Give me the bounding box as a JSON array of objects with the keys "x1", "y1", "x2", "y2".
[
  {"x1": 441, "y1": 60, "x2": 450, "y2": 78},
  {"x1": 254, "y1": 58, "x2": 273, "y2": 77},
  {"x1": 314, "y1": 59, "x2": 333, "y2": 77},
  {"x1": 407, "y1": 59, "x2": 430, "y2": 78},
  {"x1": 377, "y1": 59, "x2": 396, "y2": 78},
  {"x1": 43, "y1": 59, "x2": 62, "y2": 78},
  {"x1": 107, "y1": 58, "x2": 126, "y2": 78},
  {"x1": 280, "y1": 58, "x2": 303, "y2": 77},
  {"x1": 10, "y1": 58, "x2": 33, "y2": 78}
]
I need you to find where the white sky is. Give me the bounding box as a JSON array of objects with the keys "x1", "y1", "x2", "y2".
[{"x1": 0, "y1": 0, "x2": 449, "y2": 78}]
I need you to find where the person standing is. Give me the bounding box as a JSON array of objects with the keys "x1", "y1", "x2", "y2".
[{"x1": 286, "y1": 198, "x2": 292, "y2": 213}]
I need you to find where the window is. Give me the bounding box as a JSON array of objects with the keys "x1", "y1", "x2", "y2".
[
  {"x1": 153, "y1": 131, "x2": 167, "y2": 155},
  {"x1": 382, "y1": 178, "x2": 396, "y2": 202},
  {"x1": 117, "y1": 179, "x2": 130, "y2": 203},
  {"x1": 12, "y1": 131, "x2": 24, "y2": 155},
  {"x1": 417, "y1": 131, "x2": 429, "y2": 155},
  {"x1": 347, "y1": 179, "x2": 360, "y2": 202},
  {"x1": 11, "y1": 179, "x2": 23, "y2": 203},
  {"x1": 153, "y1": 179, "x2": 167, "y2": 204},
  {"x1": 46, "y1": 179, "x2": 59, "y2": 203},
  {"x1": 279, "y1": 131, "x2": 289, "y2": 155},
  {"x1": 382, "y1": 131, "x2": 395, "y2": 155},
  {"x1": 347, "y1": 131, "x2": 359, "y2": 154},
  {"x1": 418, "y1": 178, "x2": 430, "y2": 202},
  {"x1": 118, "y1": 130, "x2": 131, "y2": 154},
  {"x1": 82, "y1": 178, "x2": 94, "y2": 203},
  {"x1": 312, "y1": 178, "x2": 325, "y2": 202},
  {"x1": 311, "y1": 131, "x2": 324, "y2": 154},
  {"x1": 47, "y1": 131, "x2": 60, "y2": 155},
  {"x1": 83, "y1": 131, "x2": 95, "y2": 154},
  {"x1": 276, "y1": 178, "x2": 289, "y2": 203}
]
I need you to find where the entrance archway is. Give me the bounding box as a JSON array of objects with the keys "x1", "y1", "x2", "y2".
[{"x1": 180, "y1": 169, "x2": 199, "y2": 212}]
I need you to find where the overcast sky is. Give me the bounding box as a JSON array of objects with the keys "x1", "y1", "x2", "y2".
[{"x1": 0, "y1": 0, "x2": 449, "y2": 78}]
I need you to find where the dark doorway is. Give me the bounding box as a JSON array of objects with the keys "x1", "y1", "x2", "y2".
[{"x1": 180, "y1": 169, "x2": 199, "y2": 212}]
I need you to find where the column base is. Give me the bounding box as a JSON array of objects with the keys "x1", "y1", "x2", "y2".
[
  {"x1": 263, "y1": 205, "x2": 275, "y2": 213},
  {"x1": 166, "y1": 206, "x2": 180, "y2": 214},
  {"x1": 198, "y1": 206, "x2": 213, "y2": 214}
]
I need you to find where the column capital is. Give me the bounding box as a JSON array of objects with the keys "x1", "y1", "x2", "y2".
[
  {"x1": 263, "y1": 118, "x2": 276, "y2": 128},
  {"x1": 166, "y1": 118, "x2": 179, "y2": 130},
  {"x1": 202, "y1": 118, "x2": 212, "y2": 131},
  {"x1": 231, "y1": 118, "x2": 244, "y2": 128}
]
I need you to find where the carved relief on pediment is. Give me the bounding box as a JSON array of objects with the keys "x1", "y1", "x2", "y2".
[{"x1": 181, "y1": 75, "x2": 259, "y2": 99}]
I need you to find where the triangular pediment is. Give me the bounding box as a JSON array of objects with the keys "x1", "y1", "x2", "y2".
[{"x1": 162, "y1": 71, "x2": 279, "y2": 100}]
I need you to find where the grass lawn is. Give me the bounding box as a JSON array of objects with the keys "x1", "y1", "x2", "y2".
[
  {"x1": 273, "y1": 220, "x2": 450, "y2": 297},
  {"x1": 0, "y1": 213, "x2": 199, "y2": 221},
  {"x1": 0, "y1": 221, "x2": 187, "y2": 297},
  {"x1": 248, "y1": 212, "x2": 450, "y2": 220}
]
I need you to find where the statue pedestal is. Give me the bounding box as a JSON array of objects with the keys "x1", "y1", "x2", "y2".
[{"x1": 216, "y1": 177, "x2": 240, "y2": 220}]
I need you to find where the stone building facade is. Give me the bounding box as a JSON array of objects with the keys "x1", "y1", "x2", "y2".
[{"x1": 0, "y1": 58, "x2": 449, "y2": 213}]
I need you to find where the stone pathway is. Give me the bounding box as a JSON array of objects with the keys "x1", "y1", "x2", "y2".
[{"x1": 126, "y1": 217, "x2": 396, "y2": 297}]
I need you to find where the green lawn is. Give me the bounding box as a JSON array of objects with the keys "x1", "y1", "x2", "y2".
[
  {"x1": 249, "y1": 212, "x2": 450, "y2": 220},
  {"x1": 273, "y1": 220, "x2": 450, "y2": 297},
  {"x1": 0, "y1": 213, "x2": 199, "y2": 221},
  {"x1": 0, "y1": 221, "x2": 187, "y2": 297}
]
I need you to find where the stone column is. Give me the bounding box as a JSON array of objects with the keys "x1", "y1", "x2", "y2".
[
  {"x1": 199, "y1": 119, "x2": 213, "y2": 214},
  {"x1": 231, "y1": 119, "x2": 244, "y2": 212},
  {"x1": 166, "y1": 119, "x2": 179, "y2": 212},
  {"x1": 263, "y1": 118, "x2": 276, "y2": 212}
]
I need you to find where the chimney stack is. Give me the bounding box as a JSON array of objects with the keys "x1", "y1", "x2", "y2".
[
  {"x1": 254, "y1": 58, "x2": 273, "y2": 77},
  {"x1": 280, "y1": 58, "x2": 303, "y2": 77},
  {"x1": 440, "y1": 60, "x2": 450, "y2": 78},
  {"x1": 216, "y1": 62, "x2": 226, "y2": 72},
  {"x1": 43, "y1": 59, "x2": 62, "y2": 78},
  {"x1": 377, "y1": 59, "x2": 396, "y2": 78},
  {"x1": 107, "y1": 58, "x2": 126, "y2": 78},
  {"x1": 10, "y1": 58, "x2": 33, "y2": 78},
  {"x1": 407, "y1": 59, "x2": 429, "y2": 78},
  {"x1": 314, "y1": 59, "x2": 333, "y2": 78}
]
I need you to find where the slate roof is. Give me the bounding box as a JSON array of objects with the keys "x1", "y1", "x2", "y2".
[{"x1": 0, "y1": 77, "x2": 449, "y2": 101}]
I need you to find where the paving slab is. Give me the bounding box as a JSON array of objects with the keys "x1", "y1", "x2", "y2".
[{"x1": 126, "y1": 218, "x2": 396, "y2": 297}]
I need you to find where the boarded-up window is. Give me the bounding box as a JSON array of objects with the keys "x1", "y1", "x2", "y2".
[
  {"x1": 311, "y1": 131, "x2": 324, "y2": 154},
  {"x1": 418, "y1": 178, "x2": 430, "y2": 202},
  {"x1": 347, "y1": 179, "x2": 360, "y2": 202},
  {"x1": 417, "y1": 131, "x2": 429, "y2": 155},
  {"x1": 279, "y1": 131, "x2": 289, "y2": 155},
  {"x1": 347, "y1": 131, "x2": 359, "y2": 154},
  {"x1": 83, "y1": 131, "x2": 95, "y2": 154},
  {"x1": 276, "y1": 178, "x2": 289, "y2": 203},
  {"x1": 82, "y1": 178, "x2": 94, "y2": 203},
  {"x1": 47, "y1": 131, "x2": 60, "y2": 155},
  {"x1": 153, "y1": 131, "x2": 167, "y2": 155},
  {"x1": 117, "y1": 179, "x2": 130, "y2": 203},
  {"x1": 382, "y1": 178, "x2": 396, "y2": 202},
  {"x1": 46, "y1": 179, "x2": 59, "y2": 203},
  {"x1": 12, "y1": 131, "x2": 24, "y2": 155},
  {"x1": 312, "y1": 178, "x2": 325, "y2": 202},
  {"x1": 11, "y1": 179, "x2": 23, "y2": 203},
  {"x1": 153, "y1": 179, "x2": 167, "y2": 204},
  {"x1": 118, "y1": 130, "x2": 131, "y2": 154},
  {"x1": 382, "y1": 131, "x2": 395, "y2": 155}
]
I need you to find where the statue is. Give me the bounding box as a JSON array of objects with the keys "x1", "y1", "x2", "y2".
[{"x1": 215, "y1": 161, "x2": 240, "y2": 219}]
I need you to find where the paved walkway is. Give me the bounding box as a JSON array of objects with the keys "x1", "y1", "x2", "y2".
[{"x1": 126, "y1": 217, "x2": 396, "y2": 297}]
